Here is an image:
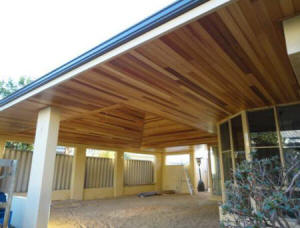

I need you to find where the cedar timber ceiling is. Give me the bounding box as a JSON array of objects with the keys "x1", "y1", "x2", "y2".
[{"x1": 0, "y1": 0, "x2": 300, "y2": 149}]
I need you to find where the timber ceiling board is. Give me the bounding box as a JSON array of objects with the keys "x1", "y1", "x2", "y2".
[
  {"x1": 12, "y1": 107, "x2": 215, "y2": 149},
  {"x1": 0, "y1": 0, "x2": 299, "y2": 147},
  {"x1": 141, "y1": 114, "x2": 217, "y2": 148}
]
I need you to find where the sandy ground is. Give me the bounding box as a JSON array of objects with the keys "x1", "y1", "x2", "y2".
[{"x1": 49, "y1": 193, "x2": 220, "y2": 228}]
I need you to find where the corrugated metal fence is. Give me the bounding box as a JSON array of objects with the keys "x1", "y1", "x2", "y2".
[
  {"x1": 52, "y1": 154, "x2": 73, "y2": 191},
  {"x1": 84, "y1": 157, "x2": 114, "y2": 188},
  {"x1": 1, "y1": 150, "x2": 154, "y2": 192},
  {"x1": 1, "y1": 149, "x2": 73, "y2": 192},
  {"x1": 124, "y1": 160, "x2": 154, "y2": 186}
]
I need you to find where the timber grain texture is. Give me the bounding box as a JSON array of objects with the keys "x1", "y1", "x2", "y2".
[{"x1": 0, "y1": 0, "x2": 299, "y2": 149}]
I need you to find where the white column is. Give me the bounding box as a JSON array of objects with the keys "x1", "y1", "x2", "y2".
[
  {"x1": 114, "y1": 151, "x2": 124, "y2": 197},
  {"x1": 207, "y1": 146, "x2": 213, "y2": 193},
  {"x1": 70, "y1": 145, "x2": 86, "y2": 200},
  {"x1": 189, "y1": 148, "x2": 196, "y2": 192},
  {"x1": 154, "y1": 152, "x2": 163, "y2": 192},
  {"x1": 23, "y1": 107, "x2": 60, "y2": 228},
  {"x1": 0, "y1": 137, "x2": 6, "y2": 158},
  {"x1": 161, "y1": 150, "x2": 166, "y2": 191}
]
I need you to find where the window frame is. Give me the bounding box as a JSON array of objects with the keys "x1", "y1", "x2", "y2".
[{"x1": 217, "y1": 102, "x2": 300, "y2": 201}]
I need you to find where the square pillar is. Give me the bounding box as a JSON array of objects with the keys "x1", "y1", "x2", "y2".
[
  {"x1": 154, "y1": 152, "x2": 163, "y2": 192},
  {"x1": 161, "y1": 151, "x2": 166, "y2": 191},
  {"x1": 114, "y1": 151, "x2": 124, "y2": 197},
  {"x1": 207, "y1": 145, "x2": 213, "y2": 193},
  {"x1": 217, "y1": 124, "x2": 226, "y2": 202},
  {"x1": 23, "y1": 107, "x2": 60, "y2": 228},
  {"x1": 0, "y1": 137, "x2": 6, "y2": 158},
  {"x1": 189, "y1": 147, "x2": 196, "y2": 192},
  {"x1": 70, "y1": 145, "x2": 86, "y2": 200}
]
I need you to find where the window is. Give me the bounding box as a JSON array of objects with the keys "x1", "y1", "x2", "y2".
[
  {"x1": 165, "y1": 154, "x2": 189, "y2": 166},
  {"x1": 231, "y1": 115, "x2": 245, "y2": 165},
  {"x1": 277, "y1": 104, "x2": 300, "y2": 160},
  {"x1": 220, "y1": 122, "x2": 233, "y2": 181},
  {"x1": 220, "y1": 122, "x2": 231, "y2": 151},
  {"x1": 277, "y1": 104, "x2": 300, "y2": 187},
  {"x1": 251, "y1": 148, "x2": 280, "y2": 160},
  {"x1": 247, "y1": 108, "x2": 281, "y2": 166},
  {"x1": 247, "y1": 108, "x2": 278, "y2": 147},
  {"x1": 210, "y1": 146, "x2": 222, "y2": 196}
]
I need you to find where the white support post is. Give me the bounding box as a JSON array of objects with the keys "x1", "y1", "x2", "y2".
[
  {"x1": 0, "y1": 137, "x2": 6, "y2": 158},
  {"x1": 207, "y1": 145, "x2": 213, "y2": 193},
  {"x1": 23, "y1": 107, "x2": 60, "y2": 228},
  {"x1": 161, "y1": 150, "x2": 166, "y2": 191},
  {"x1": 217, "y1": 124, "x2": 226, "y2": 202},
  {"x1": 154, "y1": 152, "x2": 163, "y2": 192},
  {"x1": 114, "y1": 151, "x2": 124, "y2": 197},
  {"x1": 70, "y1": 145, "x2": 86, "y2": 200},
  {"x1": 189, "y1": 147, "x2": 196, "y2": 192}
]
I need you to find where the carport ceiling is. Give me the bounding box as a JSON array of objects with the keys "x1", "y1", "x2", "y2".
[{"x1": 0, "y1": 0, "x2": 299, "y2": 149}]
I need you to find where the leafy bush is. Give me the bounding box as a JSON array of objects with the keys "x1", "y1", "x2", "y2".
[{"x1": 221, "y1": 153, "x2": 300, "y2": 228}]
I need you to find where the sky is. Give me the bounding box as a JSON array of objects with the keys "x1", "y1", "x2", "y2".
[{"x1": 0, "y1": 0, "x2": 174, "y2": 82}]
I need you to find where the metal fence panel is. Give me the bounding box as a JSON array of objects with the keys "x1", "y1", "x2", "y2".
[
  {"x1": 124, "y1": 160, "x2": 154, "y2": 186},
  {"x1": 52, "y1": 154, "x2": 73, "y2": 190},
  {"x1": 84, "y1": 157, "x2": 114, "y2": 188},
  {"x1": 1, "y1": 149, "x2": 73, "y2": 192}
]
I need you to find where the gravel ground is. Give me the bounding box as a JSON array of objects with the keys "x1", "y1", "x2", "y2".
[{"x1": 49, "y1": 193, "x2": 220, "y2": 228}]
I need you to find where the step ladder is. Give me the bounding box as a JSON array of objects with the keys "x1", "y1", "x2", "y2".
[
  {"x1": 175, "y1": 165, "x2": 194, "y2": 196},
  {"x1": 183, "y1": 166, "x2": 195, "y2": 196}
]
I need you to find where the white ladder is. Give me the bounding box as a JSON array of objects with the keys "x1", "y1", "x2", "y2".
[{"x1": 183, "y1": 166, "x2": 195, "y2": 196}]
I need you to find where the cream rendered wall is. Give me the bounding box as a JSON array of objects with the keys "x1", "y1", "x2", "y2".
[
  {"x1": 283, "y1": 15, "x2": 300, "y2": 85},
  {"x1": 123, "y1": 185, "x2": 156, "y2": 196},
  {"x1": 83, "y1": 188, "x2": 114, "y2": 200},
  {"x1": 52, "y1": 190, "x2": 70, "y2": 201},
  {"x1": 163, "y1": 165, "x2": 189, "y2": 193},
  {"x1": 70, "y1": 145, "x2": 86, "y2": 200},
  {"x1": 14, "y1": 190, "x2": 71, "y2": 201},
  {"x1": 162, "y1": 150, "x2": 197, "y2": 194}
]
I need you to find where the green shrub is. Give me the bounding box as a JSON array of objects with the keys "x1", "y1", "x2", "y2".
[{"x1": 221, "y1": 153, "x2": 300, "y2": 228}]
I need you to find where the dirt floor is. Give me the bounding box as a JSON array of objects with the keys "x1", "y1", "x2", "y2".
[{"x1": 49, "y1": 193, "x2": 220, "y2": 228}]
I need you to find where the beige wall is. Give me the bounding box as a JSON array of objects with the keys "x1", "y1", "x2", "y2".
[
  {"x1": 52, "y1": 190, "x2": 70, "y2": 201},
  {"x1": 83, "y1": 188, "x2": 114, "y2": 200},
  {"x1": 163, "y1": 165, "x2": 189, "y2": 193},
  {"x1": 162, "y1": 149, "x2": 197, "y2": 194},
  {"x1": 123, "y1": 185, "x2": 156, "y2": 196},
  {"x1": 14, "y1": 190, "x2": 71, "y2": 201}
]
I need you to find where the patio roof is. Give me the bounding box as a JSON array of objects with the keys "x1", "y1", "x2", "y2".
[{"x1": 0, "y1": 0, "x2": 299, "y2": 150}]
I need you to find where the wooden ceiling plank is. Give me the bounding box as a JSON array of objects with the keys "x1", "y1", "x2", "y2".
[
  {"x1": 280, "y1": 0, "x2": 295, "y2": 17},
  {"x1": 217, "y1": 5, "x2": 278, "y2": 105},
  {"x1": 248, "y1": 0, "x2": 299, "y2": 100}
]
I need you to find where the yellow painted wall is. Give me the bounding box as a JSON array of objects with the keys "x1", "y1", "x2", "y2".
[
  {"x1": 52, "y1": 190, "x2": 70, "y2": 201},
  {"x1": 123, "y1": 184, "x2": 156, "y2": 196},
  {"x1": 83, "y1": 188, "x2": 114, "y2": 200},
  {"x1": 163, "y1": 165, "x2": 189, "y2": 193},
  {"x1": 14, "y1": 190, "x2": 71, "y2": 201}
]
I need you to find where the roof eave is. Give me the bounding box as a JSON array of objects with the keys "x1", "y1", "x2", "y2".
[{"x1": 0, "y1": 0, "x2": 232, "y2": 111}]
